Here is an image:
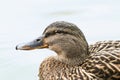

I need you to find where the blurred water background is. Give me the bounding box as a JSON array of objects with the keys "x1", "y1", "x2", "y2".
[{"x1": 0, "y1": 0, "x2": 120, "y2": 80}]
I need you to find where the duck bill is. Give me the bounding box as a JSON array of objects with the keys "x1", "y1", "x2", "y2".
[{"x1": 16, "y1": 36, "x2": 48, "y2": 50}]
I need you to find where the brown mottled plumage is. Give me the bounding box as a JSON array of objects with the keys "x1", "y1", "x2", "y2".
[{"x1": 16, "y1": 21, "x2": 120, "y2": 80}]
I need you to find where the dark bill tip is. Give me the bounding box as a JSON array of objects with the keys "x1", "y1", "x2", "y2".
[{"x1": 15, "y1": 43, "x2": 34, "y2": 50}]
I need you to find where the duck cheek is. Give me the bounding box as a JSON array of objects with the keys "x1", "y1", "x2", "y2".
[{"x1": 48, "y1": 44, "x2": 62, "y2": 54}]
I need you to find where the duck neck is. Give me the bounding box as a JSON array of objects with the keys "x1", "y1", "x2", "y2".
[{"x1": 56, "y1": 47, "x2": 89, "y2": 66}]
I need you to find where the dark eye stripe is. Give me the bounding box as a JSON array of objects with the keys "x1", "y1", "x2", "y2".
[
  {"x1": 45, "y1": 32, "x2": 53, "y2": 37},
  {"x1": 55, "y1": 30, "x2": 68, "y2": 34},
  {"x1": 45, "y1": 30, "x2": 69, "y2": 37}
]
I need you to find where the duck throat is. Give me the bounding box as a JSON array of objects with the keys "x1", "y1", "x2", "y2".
[{"x1": 55, "y1": 46, "x2": 89, "y2": 66}]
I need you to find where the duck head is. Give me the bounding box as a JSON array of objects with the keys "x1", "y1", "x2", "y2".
[{"x1": 16, "y1": 21, "x2": 89, "y2": 65}]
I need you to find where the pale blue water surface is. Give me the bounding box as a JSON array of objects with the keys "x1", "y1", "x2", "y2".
[{"x1": 0, "y1": 0, "x2": 120, "y2": 80}]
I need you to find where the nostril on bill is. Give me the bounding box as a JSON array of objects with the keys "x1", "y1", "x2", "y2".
[{"x1": 36, "y1": 39, "x2": 41, "y2": 42}]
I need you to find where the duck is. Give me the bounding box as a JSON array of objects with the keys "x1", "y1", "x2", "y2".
[{"x1": 16, "y1": 21, "x2": 120, "y2": 80}]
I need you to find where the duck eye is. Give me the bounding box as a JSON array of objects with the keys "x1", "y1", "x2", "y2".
[{"x1": 45, "y1": 33, "x2": 51, "y2": 37}]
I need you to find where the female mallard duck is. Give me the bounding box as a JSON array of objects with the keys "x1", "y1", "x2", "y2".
[{"x1": 16, "y1": 21, "x2": 120, "y2": 80}]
